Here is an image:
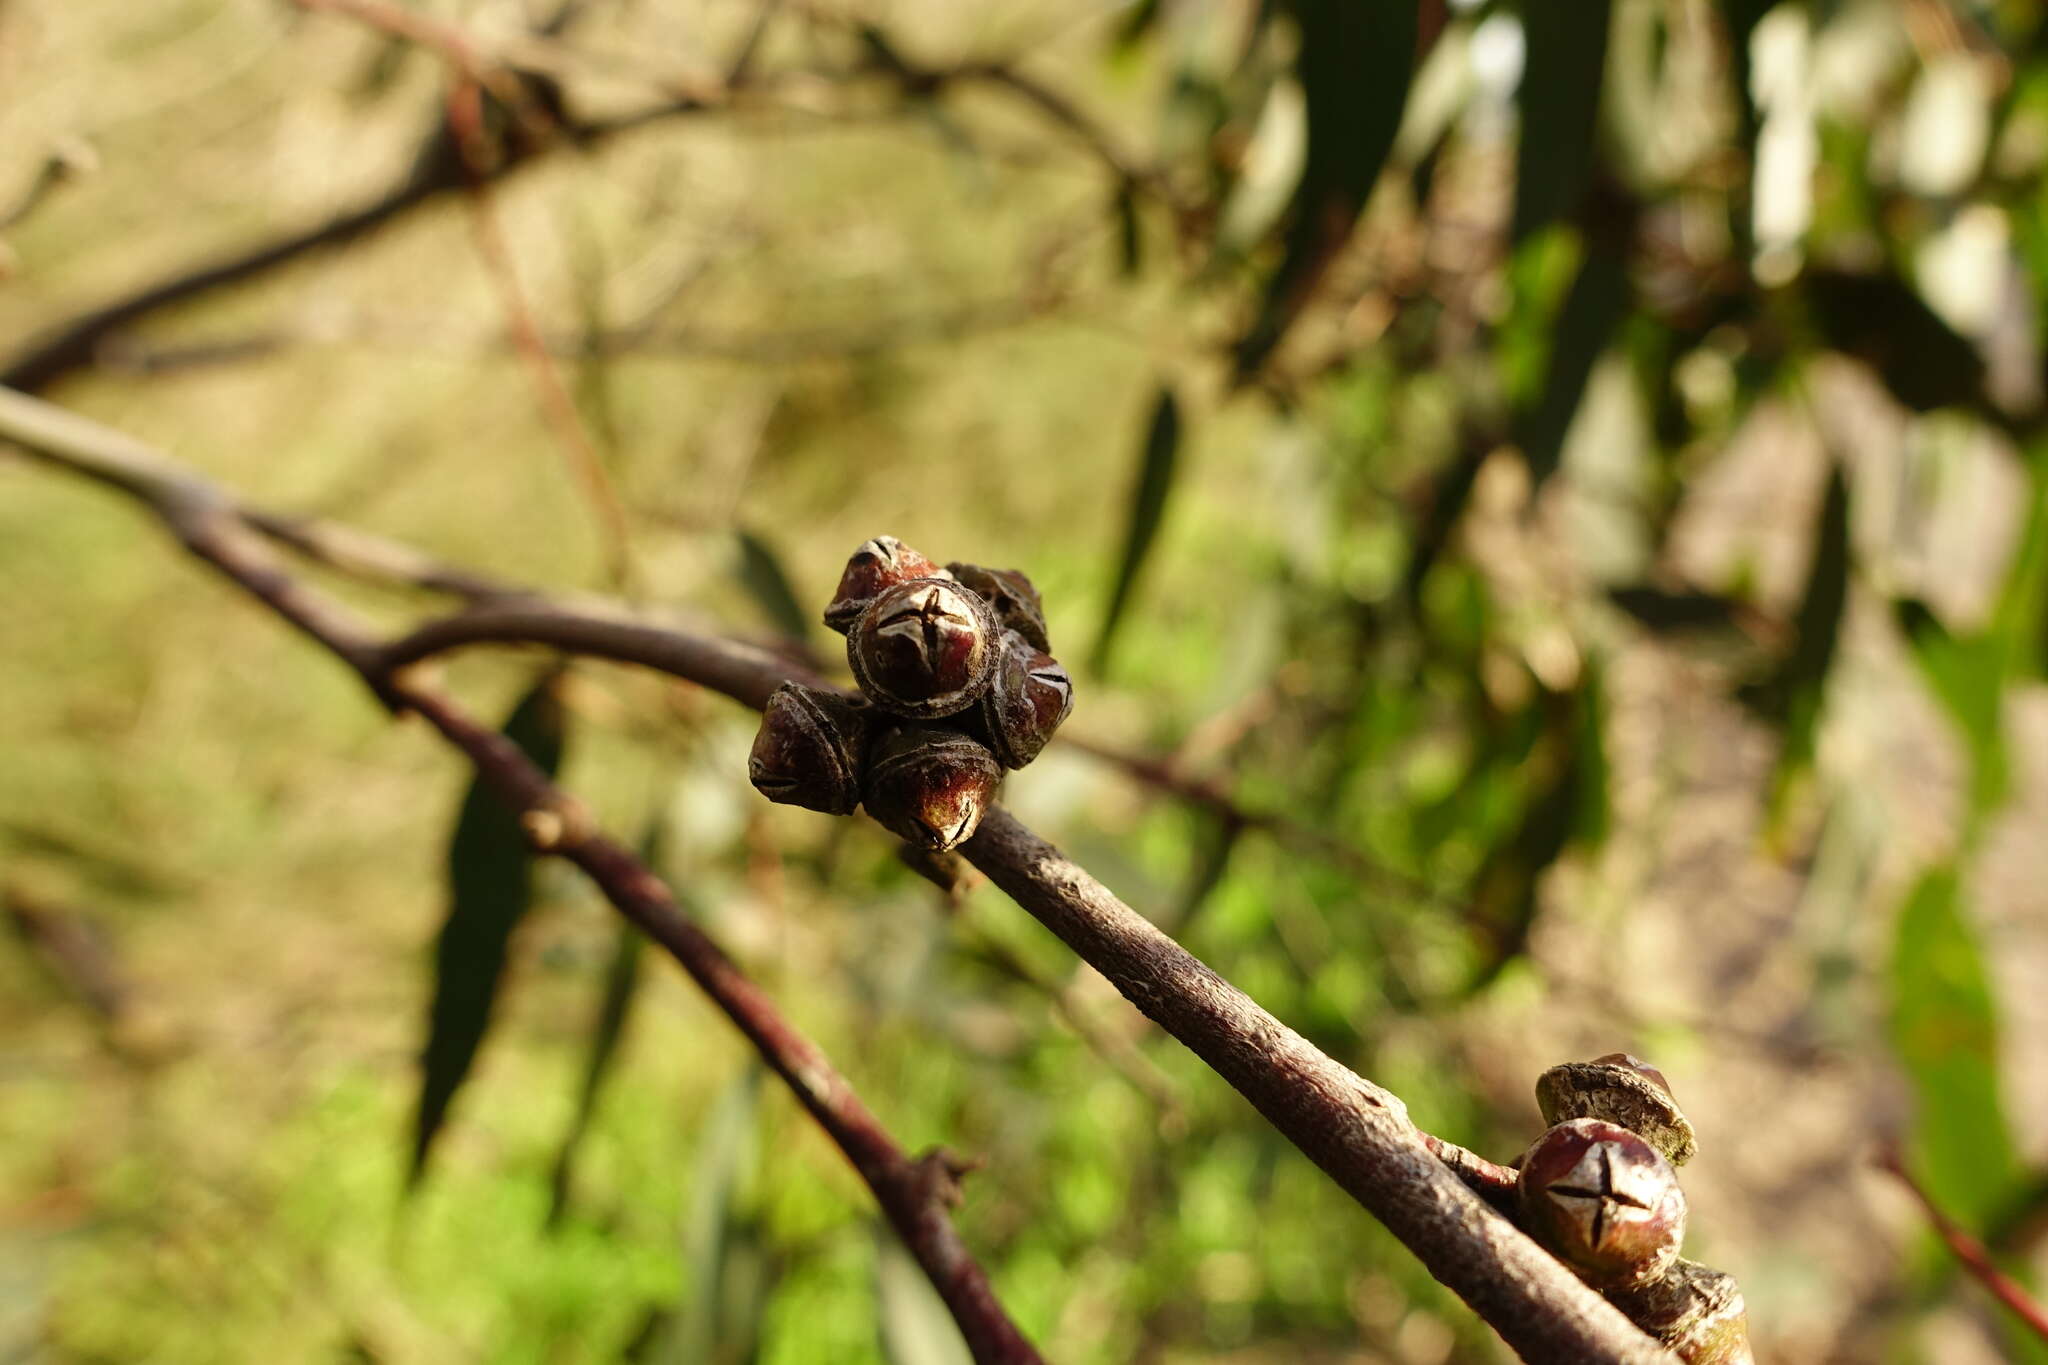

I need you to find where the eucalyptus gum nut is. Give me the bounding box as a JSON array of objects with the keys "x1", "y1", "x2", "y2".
[
  {"x1": 822, "y1": 536, "x2": 947, "y2": 636},
  {"x1": 946, "y1": 561, "x2": 1051, "y2": 654},
  {"x1": 747, "y1": 683, "x2": 871, "y2": 815},
  {"x1": 848, "y1": 578, "x2": 1000, "y2": 720},
  {"x1": 1517, "y1": 1118, "x2": 1686, "y2": 1290},
  {"x1": 863, "y1": 727, "x2": 1001, "y2": 852},
  {"x1": 1536, "y1": 1054, "x2": 1698, "y2": 1166},
  {"x1": 969, "y1": 629, "x2": 1074, "y2": 769}
]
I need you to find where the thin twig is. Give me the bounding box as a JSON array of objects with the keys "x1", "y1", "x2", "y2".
[
  {"x1": 1880, "y1": 1146, "x2": 2048, "y2": 1344},
  {"x1": 0, "y1": 385, "x2": 1040, "y2": 1365}
]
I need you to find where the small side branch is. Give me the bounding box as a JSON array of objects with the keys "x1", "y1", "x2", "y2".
[{"x1": 1881, "y1": 1147, "x2": 2048, "y2": 1344}]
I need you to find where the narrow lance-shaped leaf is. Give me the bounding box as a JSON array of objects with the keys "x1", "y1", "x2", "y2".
[
  {"x1": 1894, "y1": 600, "x2": 2009, "y2": 827},
  {"x1": 876, "y1": 1219, "x2": 973, "y2": 1365},
  {"x1": 1888, "y1": 865, "x2": 2017, "y2": 1229},
  {"x1": 1744, "y1": 463, "x2": 1849, "y2": 797},
  {"x1": 1092, "y1": 384, "x2": 1182, "y2": 676},
  {"x1": 1517, "y1": 244, "x2": 1631, "y2": 488},
  {"x1": 1572, "y1": 657, "x2": 1612, "y2": 851},
  {"x1": 410, "y1": 672, "x2": 569, "y2": 1188},
  {"x1": 648, "y1": 1065, "x2": 769, "y2": 1365},
  {"x1": 735, "y1": 526, "x2": 813, "y2": 649},
  {"x1": 1513, "y1": 0, "x2": 1614, "y2": 243},
  {"x1": 544, "y1": 915, "x2": 645, "y2": 1230},
  {"x1": 1233, "y1": 0, "x2": 1417, "y2": 379},
  {"x1": 1804, "y1": 267, "x2": 1987, "y2": 415}
]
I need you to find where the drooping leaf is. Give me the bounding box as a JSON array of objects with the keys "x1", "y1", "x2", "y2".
[
  {"x1": 1112, "y1": 182, "x2": 1142, "y2": 277},
  {"x1": 875, "y1": 1220, "x2": 973, "y2": 1365},
  {"x1": 1232, "y1": 0, "x2": 1418, "y2": 379},
  {"x1": 1513, "y1": 0, "x2": 1613, "y2": 242},
  {"x1": 1743, "y1": 464, "x2": 1849, "y2": 791},
  {"x1": 1517, "y1": 244, "x2": 1631, "y2": 488},
  {"x1": 734, "y1": 526, "x2": 813, "y2": 648},
  {"x1": 544, "y1": 916, "x2": 645, "y2": 1230},
  {"x1": 1092, "y1": 385, "x2": 1182, "y2": 676},
  {"x1": 1804, "y1": 268, "x2": 1988, "y2": 415},
  {"x1": 1464, "y1": 693, "x2": 1587, "y2": 990},
  {"x1": 649, "y1": 1066, "x2": 769, "y2": 1365},
  {"x1": 410, "y1": 673, "x2": 569, "y2": 1188},
  {"x1": 1888, "y1": 865, "x2": 2016, "y2": 1229}
]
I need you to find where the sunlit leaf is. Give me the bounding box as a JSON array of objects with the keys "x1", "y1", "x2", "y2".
[
  {"x1": 1093, "y1": 384, "x2": 1182, "y2": 676},
  {"x1": 1233, "y1": 0, "x2": 1417, "y2": 378},
  {"x1": 1513, "y1": 0, "x2": 1612, "y2": 242},
  {"x1": 1888, "y1": 865, "x2": 2016, "y2": 1228},
  {"x1": 735, "y1": 526, "x2": 812, "y2": 647},
  {"x1": 410, "y1": 673, "x2": 569, "y2": 1188},
  {"x1": 1895, "y1": 600, "x2": 2009, "y2": 822},
  {"x1": 875, "y1": 1220, "x2": 973, "y2": 1365}
]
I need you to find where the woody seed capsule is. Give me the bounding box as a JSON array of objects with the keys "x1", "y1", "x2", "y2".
[
  {"x1": 863, "y1": 727, "x2": 1001, "y2": 851},
  {"x1": 1518, "y1": 1117, "x2": 1687, "y2": 1290},
  {"x1": 848, "y1": 577, "x2": 1000, "y2": 720},
  {"x1": 747, "y1": 683, "x2": 873, "y2": 815},
  {"x1": 969, "y1": 628, "x2": 1074, "y2": 769},
  {"x1": 823, "y1": 536, "x2": 947, "y2": 636},
  {"x1": 946, "y1": 561, "x2": 1051, "y2": 654}
]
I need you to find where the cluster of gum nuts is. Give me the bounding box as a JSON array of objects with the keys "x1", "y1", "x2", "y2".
[{"x1": 747, "y1": 537, "x2": 1074, "y2": 852}]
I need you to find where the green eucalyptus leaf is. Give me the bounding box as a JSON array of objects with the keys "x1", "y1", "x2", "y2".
[
  {"x1": 1888, "y1": 865, "x2": 2016, "y2": 1228},
  {"x1": 1513, "y1": 0, "x2": 1613, "y2": 242},
  {"x1": 544, "y1": 915, "x2": 645, "y2": 1230},
  {"x1": 1233, "y1": 0, "x2": 1417, "y2": 378},
  {"x1": 1093, "y1": 384, "x2": 1182, "y2": 676},
  {"x1": 410, "y1": 673, "x2": 569, "y2": 1188},
  {"x1": 734, "y1": 526, "x2": 813, "y2": 648}
]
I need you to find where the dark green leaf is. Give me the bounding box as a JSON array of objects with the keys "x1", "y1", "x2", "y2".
[
  {"x1": 410, "y1": 674, "x2": 569, "y2": 1188},
  {"x1": 1744, "y1": 465, "x2": 1848, "y2": 791},
  {"x1": 544, "y1": 917, "x2": 645, "y2": 1230},
  {"x1": 734, "y1": 526, "x2": 813, "y2": 648},
  {"x1": 1517, "y1": 245, "x2": 1631, "y2": 487},
  {"x1": 1113, "y1": 182, "x2": 1142, "y2": 278},
  {"x1": 1092, "y1": 385, "x2": 1182, "y2": 676},
  {"x1": 1512, "y1": 0, "x2": 1613, "y2": 242},
  {"x1": 1804, "y1": 268, "x2": 1987, "y2": 415},
  {"x1": 1233, "y1": 0, "x2": 1417, "y2": 379},
  {"x1": 875, "y1": 1220, "x2": 973, "y2": 1365},
  {"x1": 1888, "y1": 865, "x2": 2016, "y2": 1228}
]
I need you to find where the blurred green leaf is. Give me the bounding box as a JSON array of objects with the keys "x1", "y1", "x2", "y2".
[
  {"x1": 874, "y1": 1220, "x2": 972, "y2": 1365},
  {"x1": 650, "y1": 1066, "x2": 770, "y2": 1365},
  {"x1": 410, "y1": 673, "x2": 569, "y2": 1188},
  {"x1": 1233, "y1": 0, "x2": 1417, "y2": 378},
  {"x1": 1093, "y1": 384, "x2": 1182, "y2": 676},
  {"x1": 1745, "y1": 464, "x2": 1848, "y2": 792},
  {"x1": 545, "y1": 916, "x2": 645, "y2": 1230},
  {"x1": 1888, "y1": 865, "x2": 2016, "y2": 1228},
  {"x1": 1512, "y1": 0, "x2": 1612, "y2": 242},
  {"x1": 1113, "y1": 182, "x2": 1142, "y2": 278},
  {"x1": 1573, "y1": 660, "x2": 1611, "y2": 851},
  {"x1": 734, "y1": 527, "x2": 813, "y2": 647},
  {"x1": 1518, "y1": 245, "x2": 1630, "y2": 487}
]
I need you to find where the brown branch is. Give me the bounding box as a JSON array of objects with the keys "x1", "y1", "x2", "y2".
[
  {"x1": 0, "y1": 386, "x2": 1041, "y2": 1365},
  {"x1": 2, "y1": 387, "x2": 1678, "y2": 1362},
  {"x1": 1881, "y1": 1146, "x2": 2048, "y2": 1344}
]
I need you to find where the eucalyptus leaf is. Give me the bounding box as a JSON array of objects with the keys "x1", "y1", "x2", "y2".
[{"x1": 1093, "y1": 385, "x2": 1182, "y2": 677}]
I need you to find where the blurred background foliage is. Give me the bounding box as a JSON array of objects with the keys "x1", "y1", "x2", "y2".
[{"x1": 4, "y1": 0, "x2": 2048, "y2": 1360}]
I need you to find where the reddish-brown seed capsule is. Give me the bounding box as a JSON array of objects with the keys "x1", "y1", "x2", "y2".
[
  {"x1": 848, "y1": 578, "x2": 1000, "y2": 720},
  {"x1": 823, "y1": 536, "x2": 947, "y2": 636},
  {"x1": 946, "y1": 561, "x2": 1051, "y2": 654},
  {"x1": 969, "y1": 629, "x2": 1074, "y2": 769},
  {"x1": 863, "y1": 727, "x2": 1001, "y2": 851},
  {"x1": 747, "y1": 683, "x2": 873, "y2": 815},
  {"x1": 1518, "y1": 1118, "x2": 1687, "y2": 1289}
]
